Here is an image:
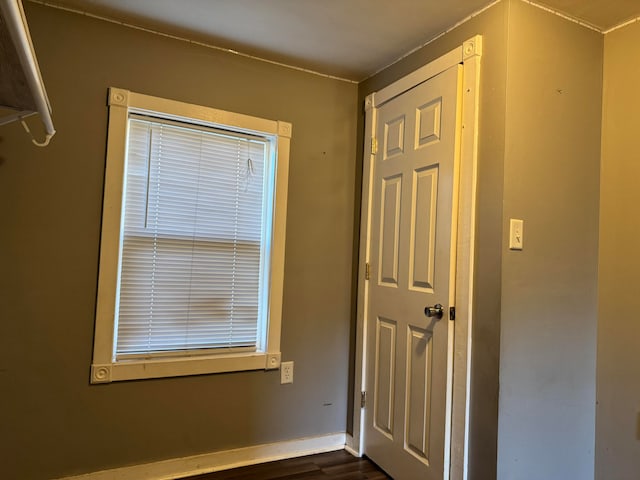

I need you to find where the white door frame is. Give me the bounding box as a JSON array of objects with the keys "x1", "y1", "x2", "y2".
[{"x1": 349, "y1": 36, "x2": 482, "y2": 480}]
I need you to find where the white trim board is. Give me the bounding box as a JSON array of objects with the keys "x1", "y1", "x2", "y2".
[
  {"x1": 55, "y1": 433, "x2": 347, "y2": 480},
  {"x1": 344, "y1": 434, "x2": 360, "y2": 458}
]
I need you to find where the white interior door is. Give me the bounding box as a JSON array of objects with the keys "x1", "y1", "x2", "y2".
[{"x1": 364, "y1": 64, "x2": 462, "y2": 480}]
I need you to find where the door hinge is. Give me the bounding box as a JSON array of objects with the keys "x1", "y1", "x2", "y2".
[
  {"x1": 361, "y1": 391, "x2": 367, "y2": 408},
  {"x1": 449, "y1": 306, "x2": 456, "y2": 321},
  {"x1": 370, "y1": 137, "x2": 378, "y2": 155},
  {"x1": 365, "y1": 262, "x2": 370, "y2": 281}
]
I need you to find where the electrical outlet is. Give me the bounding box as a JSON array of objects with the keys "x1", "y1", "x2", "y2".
[{"x1": 281, "y1": 361, "x2": 294, "y2": 384}]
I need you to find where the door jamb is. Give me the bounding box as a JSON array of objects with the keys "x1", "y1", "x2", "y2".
[{"x1": 349, "y1": 36, "x2": 482, "y2": 480}]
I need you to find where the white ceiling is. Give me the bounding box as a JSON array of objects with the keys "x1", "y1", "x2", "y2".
[{"x1": 40, "y1": 0, "x2": 640, "y2": 81}]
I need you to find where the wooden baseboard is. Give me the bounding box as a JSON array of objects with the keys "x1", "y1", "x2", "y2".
[{"x1": 55, "y1": 433, "x2": 347, "y2": 480}]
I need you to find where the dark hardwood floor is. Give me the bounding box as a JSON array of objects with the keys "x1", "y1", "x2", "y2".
[{"x1": 182, "y1": 450, "x2": 391, "y2": 480}]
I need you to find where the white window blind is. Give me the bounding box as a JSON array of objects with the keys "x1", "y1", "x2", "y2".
[{"x1": 115, "y1": 116, "x2": 270, "y2": 358}]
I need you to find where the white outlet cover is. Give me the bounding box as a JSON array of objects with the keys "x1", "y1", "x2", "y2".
[{"x1": 280, "y1": 361, "x2": 293, "y2": 384}]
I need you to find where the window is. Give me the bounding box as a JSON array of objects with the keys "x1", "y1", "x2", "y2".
[{"x1": 91, "y1": 88, "x2": 291, "y2": 383}]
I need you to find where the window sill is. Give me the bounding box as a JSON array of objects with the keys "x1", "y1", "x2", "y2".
[{"x1": 91, "y1": 351, "x2": 281, "y2": 383}]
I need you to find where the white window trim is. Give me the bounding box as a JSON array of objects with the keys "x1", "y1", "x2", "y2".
[{"x1": 91, "y1": 88, "x2": 291, "y2": 383}]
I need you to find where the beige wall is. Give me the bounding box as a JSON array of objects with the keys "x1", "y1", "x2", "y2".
[
  {"x1": 596, "y1": 20, "x2": 640, "y2": 480},
  {"x1": 0, "y1": 4, "x2": 358, "y2": 479},
  {"x1": 498, "y1": 1, "x2": 602, "y2": 479},
  {"x1": 358, "y1": 4, "x2": 509, "y2": 478}
]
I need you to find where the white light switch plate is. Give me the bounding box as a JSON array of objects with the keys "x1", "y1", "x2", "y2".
[{"x1": 509, "y1": 218, "x2": 524, "y2": 250}]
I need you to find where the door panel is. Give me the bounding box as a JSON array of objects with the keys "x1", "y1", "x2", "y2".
[
  {"x1": 364, "y1": 64, "x2": 462, "y2": 480},
  {"x1": 416, "y1": 99, "x2": 442, "y2": 147},
  {"x1": 374, "y1": 317, "x2": 397, "y2": 437},
  {"x1": 379, "y1": 175, "x2": 402, "y2": 286},
  {"x1": 409, "y1": 166, "x2": 438, "y2": 292},
  {"x1": 405, "y1": 325, "x2": 433, "y2": 463},
  {"x1": 384, "y1": 115, "x2": 406, "y2": 159}
]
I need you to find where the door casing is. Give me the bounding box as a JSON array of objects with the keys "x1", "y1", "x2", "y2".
[{"x1": 350, "y1": 36, "x2": 482, "y2": 480}]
